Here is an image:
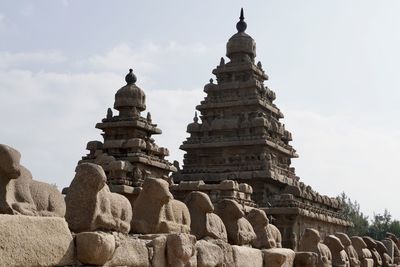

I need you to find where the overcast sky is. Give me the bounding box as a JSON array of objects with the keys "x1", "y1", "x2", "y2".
[{"x1": 1, "y1": 0, "x2": 400, "y2": 219}]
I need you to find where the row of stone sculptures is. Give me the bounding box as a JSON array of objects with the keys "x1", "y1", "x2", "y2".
[
  {"x1": 297, "y1": 228, "x2": 400, "y2": 267},
  {"x1": 1, "y1": 143, "x2": 400, "y2": 267}
]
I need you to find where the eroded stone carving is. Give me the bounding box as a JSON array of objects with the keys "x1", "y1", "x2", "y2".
[
  {"x1": 246, "y1": 208, "x2": 282, "y2": 249},
  {"x1": 324, "y1": 234, "x2": 350, "y2": 267},
  {"x1": 299, "y1": 228, "x2": 332, "y2": 267},
  {"x1": 335, "y1": 232, "x2": 360, "y2": 267},
  {"x1": 0, "y1": 144, "x2": 65, "y2": 217},
  {"x1": 351, "y1": 236, "x2": 374, "y2": 267},
  {"x1": 376, "y1": 240, "x2": 395, "y2": 267},
  {"x1": 215, "y1": 199, "x2": 256, "y2": 246},
  {"x1": 132, "y1": 177, "x2": 190, "y2": 234},
  {"x1": 363, "y1": 236, "x2": 383, "y2": 267},
  {"x1": 185, "y1": 191, "x2": 227, "y2": 242},
  {"x1": 65, "y1": 163, "x2": 132, "y2": 233}
]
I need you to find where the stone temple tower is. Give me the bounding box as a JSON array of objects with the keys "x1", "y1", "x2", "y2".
[
  {"x1": 80, "y1": 69, "x2": 176, "y2": 205},
  {"x1": 173, "y1": 9, "x2": 351, "y2": 249},
  {"x1": 174, "y1": 9, "x2": 298, "y2": 205}
]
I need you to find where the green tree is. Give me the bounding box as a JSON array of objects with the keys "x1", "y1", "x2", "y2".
[
  {"x1": 337, "y1": 192, "x2": 369, "y2": 236},
  {"x1": 368, "y1": 210, "x2": 400, "y2": 240}
]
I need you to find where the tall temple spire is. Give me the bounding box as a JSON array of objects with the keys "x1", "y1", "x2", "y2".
[{"x1": 236, "y1": 8, "x2": 247, "y2": 33}]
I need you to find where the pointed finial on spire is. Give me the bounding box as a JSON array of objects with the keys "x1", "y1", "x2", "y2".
[
  {"x1": 194, "y1": 111, "x2": 199, "y2": 123},
  {"x1": 236, "y1": 8, "x2": 247, "y2": 33},
  {"x1": 125, "y1": 68, "x2": 137, "y2": 85}
]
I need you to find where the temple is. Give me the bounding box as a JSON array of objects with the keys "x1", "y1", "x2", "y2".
[
  {"x1": 173, "y1": 8, "x2": 352, "y2": 249},
  {"x1": 79, "y1": 69, "x2": 176, "y2": 205}
]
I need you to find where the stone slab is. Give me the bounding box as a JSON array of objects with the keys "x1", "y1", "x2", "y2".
[
  {"x1": 105, "y1": 234, "x2": 150, "y2": 267},
  {"x1": 0, "y1": 214, "x2": 75, "y2": 266}
]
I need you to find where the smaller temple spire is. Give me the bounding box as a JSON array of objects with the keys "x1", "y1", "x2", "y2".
[
  {"x1": 236, "y1": 8, "x2": 247, "y2": 33},
  {"x1": 125, "y1": 68, "x2": 137, "y2": 85}
]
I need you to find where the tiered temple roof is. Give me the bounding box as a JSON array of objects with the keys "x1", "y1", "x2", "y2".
[
  {"x1": 173, "y1": 9, "x2": 351, "y2": 249},
  {"x1": 80, "y1": 69, "x2": 176, "y2": 200}
]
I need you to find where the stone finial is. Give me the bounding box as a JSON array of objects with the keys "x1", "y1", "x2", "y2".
[
  {"x1": 131, "y1": 177, "x2": 191, "y2": 234},
  {"x1": 236, "y1": 8, "x2": 247, "y2": 33},
  {"x1": 106, "y1": 108, "x2": 113, "y2": 119},
  {"x1": 219, "y1": 57, "x2": 225, "y2": 66},
  {"x1": 257, "y1": 61, "x2": 262, "y2": 69},
  {"x1": 194, "y1": 112, "x2": 199, "y2": 123},
  {"x1": 0, "y1": 144, "x2": 66, "y2": 217},
  {"x1": 125, "y1": 68, "x2": 137, "y2": 84},
  {"x1": 147, "y1": 112, "x2": 152, "y2": 122},
  {"x1": 209, "y1": 78, "x2": 214, "y2": 84},
  {"x1": 65, "y1": 163, "x2": 132, "y2": 233}
]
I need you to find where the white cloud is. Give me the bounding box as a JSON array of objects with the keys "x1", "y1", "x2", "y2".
[
  {"x1": 0, "y1": 51, "x2": 66, "y2": 69},
  {"x1": 87, "y1": 43, "x2": 158, "y2": 73}
]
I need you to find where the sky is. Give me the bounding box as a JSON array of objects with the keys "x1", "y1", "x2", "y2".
[{"x1": 1, "y1": 0, "x2": 400, "y2": 219}]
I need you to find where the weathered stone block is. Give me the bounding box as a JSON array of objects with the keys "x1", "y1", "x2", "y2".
[
  {"x1": 105, "y1": 234, "x2": 150, "y2": 267},
  {"x1": 209, "y1": 238, "x2": 235, "y2": 266},
  {"x1": 196, "y1": 240, "x2": 224, "y2": 267},
  {"x1": 76, "y1": 231, "x2": 116, "y2": 265},
  {"x1": 263, "y1": 248, "x2": 296, "y2": 267},
  {"x1": 167, "y1": 233, "x2": 197, "y2": 267},
  {"x1": 232, "y1": 245, "x2": 263, "y2": 267},
  {"x1": 295, "y1": 252, "x2": 318, "y2": 267},
  {"x1": 0, "y1": 215, "x2": 75, "y2": 266},
  {"x1": 148, "y1": 234, "x2": 168, "y2": 267}
]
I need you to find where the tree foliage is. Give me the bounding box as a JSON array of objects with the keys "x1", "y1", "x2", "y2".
[
  {"x1": 337, "y1": 192, "x2": 369, "y2": 236},
  {"x1": 338, "y1": 192, "x2": 400, "y2": 239}
]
